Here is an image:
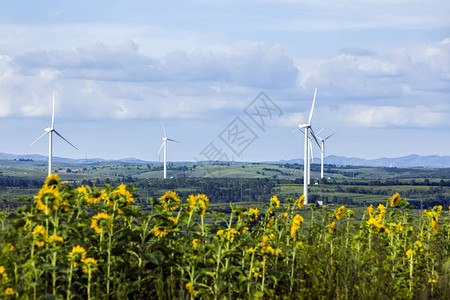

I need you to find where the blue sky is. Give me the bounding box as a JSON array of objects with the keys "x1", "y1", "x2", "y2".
[{"x1": 0, "y1": 0, "x2": 449, "y2": 162}]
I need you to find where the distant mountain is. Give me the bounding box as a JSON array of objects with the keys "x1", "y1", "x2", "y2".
[
  {"x1": 280, "y1": 154, "x2": 450, "y2": 168},
  {"x1": 117, "y1": 158, "x2": 151, "y2": 164},
  {"x1": 0, "y1": 152, "x2": 154, "y2": 165},
  {"x1": 2, "y1": 152, "x2": 450, "y2": 168}
]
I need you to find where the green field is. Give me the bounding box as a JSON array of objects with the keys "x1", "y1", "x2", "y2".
[{"x1": 1, "y1": 160, "x2": 450, "y2": 211}]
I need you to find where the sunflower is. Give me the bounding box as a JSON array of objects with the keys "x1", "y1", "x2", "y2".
[
  {"x1": 260, "y1": 236, "x2": 271, "y2": 254},
  {"x1": 0, "y1": 266, "x2": 8, "y2": 281},
  {"x1": 49, "y1": 234, "x2": 64, "y2": 245},
  {"x1": 153, "y1": 225, "x2": 171, "y2": 238},
  {"x1": 298, "y1": 195, "x2": 305, "y2": 208},
  {"x1": 110, "y1": 184, "x2": 134, "y2": 208},
  {"x1": 82, "y1": 257, "x2": 98, "y2": 274},
  {"x1": 187, "y1": 194, "x2": 209, "y2": 216},
  {"x1": 185, "y1": 282, "x2": 198, "y2": 296},
  {"x1": 76, "y1": 185, "x2": 88, "y2": 195},
  {"x1": 192, "y1": 239, "x2": 200, "y2": 248},
  {"x1": 91, "y1": 212, "x2": 113, "y2": 234},
  {"x1": 87, "y1": 189, "x2": 107, "y2": 205},
  {"x1": 367, "y1": 204, "x2": 375, "y2": 217},
  {"x1": 68, "y1": 245, "x2": 87, "y2": 267},
  {"x1": 328, "y1": 222, "x2": 336, "y2": 234},
  {"x1": 249, "y1": 208, "x2": 259, "y2": 221},
  {"x1": 290, "y1": 214, "x2": 304, "y2": 238},
  {"x1": 43, "y1": 174, "x2": 61, "y2": 190},
  {"x1": 159, "y1": 191, "x2": 181, "y2": 211},
  {"x1": 390, "y1": 193, "x2": 401, "y2": 207},
  {"x1": 32, "y1": 225, "x2": 47, "y2": 247},
  {"x1": 336, "y1": 206, "x2": 345, "y2": 220},
  {"x1": 5, "y1": 288, "x2": 13, "y2": 295},
  {"x1": 270, "y1": 195, "x2": 280, "y2": 208},
  {"x1": 34, "y1": 186, "x2": 62, "y2": 213}
]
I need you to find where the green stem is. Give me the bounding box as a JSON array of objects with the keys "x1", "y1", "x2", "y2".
[
  {"x1": 247, "y1": 249, "x2": 256, "y2": 294},
  {"x1": 107, "y1": 203, "x2": 117, "y2": 297},
  {"x1": 409, "y1": 252, "x2": 413, "y2": 292},
  {"x1": 290, "y1": 238, "x2": 297, "y2": 294},
  {"x1": 215, "y1": 245, "x2": 222, "y2": 297},
  {"x1": 52, "y1": 251, "x2": 57, "y2": 295},
  {"x1": 67, "y1": 263, "x2": 73, "y2": 300},
  {"x1": 87, "y1": 270, "x2": 92, "y2": 300},
  {"x1": 261, "y1": 256, "x2": 266, "y2": 293}
]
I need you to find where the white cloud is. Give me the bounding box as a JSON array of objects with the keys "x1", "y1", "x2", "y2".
[
  {"x1": 345, "y1": 105, "x2": 447, "y2": 128},
  {"x1": 277, "y1": 112, "x2": 307, "y2": 127},
  {"x1": 297, "y1": 37, "x2": 450, "y2": 106}
]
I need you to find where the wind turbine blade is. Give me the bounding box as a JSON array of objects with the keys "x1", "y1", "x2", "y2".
[
  {"x1": 53, "y1": 130, "x2": 79, "y2": 150},
  {"x1": 167, "y1": 138, "x2": 181, "y2": 143},
  {"x1": 309, "y1": 127, "x2": 321, "y2": 148},
  {"x1": 30, "y1": 131, "x2": 50, "y2": 147},
  {"x1": 157, "y1": 141, "x2": 165, "y2": 155},
  {"x1": 160, "y1": 120, "x2": 167, "y2": 138},
  {"x1": 309, "y1": 139, "x2": 314, "y2": 162},
  {"x1": 308, "y1": 88, "x2": 317, "y2": 125},
  {"x1": 316, "y1": 128, "x2": 324, "y2": 136},
  {"x1": 51, "y1": 92, "x2": 56, "y2": 128},
  {"x1": 325, "y1": 132, "x2": 336, "y2": 140}
]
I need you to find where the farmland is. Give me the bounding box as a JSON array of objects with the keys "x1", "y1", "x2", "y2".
[
  {"x1": 1, "y1": 159, "x2": 450, "y2": 211},
  {"x1": 1, "y1": 160, "x2": 450, "y2": 298},
  {"x1": 0, "y1": 176, "x2": 449, "y2": 299}
]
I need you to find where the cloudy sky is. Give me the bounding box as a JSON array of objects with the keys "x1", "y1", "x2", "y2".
[{"x1": 0, "y1": 0, "x2": 449, "y2": 162}]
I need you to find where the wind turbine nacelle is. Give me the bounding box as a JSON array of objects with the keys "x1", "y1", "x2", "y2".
[{"x1": 45, "y1": 128, "x2": 53, "y2": 132}]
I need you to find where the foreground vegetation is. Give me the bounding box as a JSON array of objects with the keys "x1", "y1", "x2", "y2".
[{"x1": 0, "y1": 175, "x2": 449, "y2": 299}]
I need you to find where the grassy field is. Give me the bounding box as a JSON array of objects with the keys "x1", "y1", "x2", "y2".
[
  {"x1": 0, "y1": 178, "x2": 448, "y2": 299},
  {"x1": 1, "y1": 160, "x2": 450, "y2": 210}
]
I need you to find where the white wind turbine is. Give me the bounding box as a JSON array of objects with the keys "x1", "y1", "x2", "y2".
[
  {"x1": 297, "y1": 88, "x2": 320, "y2": 206},
  {"x1": 316, "y1": 132, "x2": 336, "y2": 179},
  {"x1": 294, "y1": 131, "x2": 319, "y2": 185},
  {"x1": 308, "y1": 137, "x2": 314, "y2": 185},
  {"x1": 30, "y1": 92, "x2": 78, "y2": 177},
  {"x1": 158, "y1": 121, "x2": 180, "y2": 179}
]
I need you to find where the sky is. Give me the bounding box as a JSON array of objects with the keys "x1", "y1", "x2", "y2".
[{"x1": 0, "y1": 0, "x2": 449, "y2": 162}]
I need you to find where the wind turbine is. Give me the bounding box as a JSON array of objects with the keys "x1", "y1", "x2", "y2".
[
  {"x1": 308, "y1": 137, "x2": 314, "y2": 184},
  {"x1": 316, "y1": 132, "x2": 336, "y2": 179},
  {"x1": 297, "y1": 88, "x2": 320, "y2": 206},
  {"x1": 294, "y1": 131, "x2": 318, "y2": 185},
  {"x1": 158, "y1": 121, "x2": 180, "y2": 179},
  {"x1": 30, "y1": 92, "x2": 78, "y2": 177}
]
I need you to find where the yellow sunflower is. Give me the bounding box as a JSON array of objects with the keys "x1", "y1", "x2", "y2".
[
  {"x1": 270, "y1": 195, "x2": 280, "y2": 208},
  {"x1": 328, "y1": 222, "x2": 336, "y2": 234},
  {"x1": 68, "y1": 245, "x2": 87, "y2": 267},
  {"x1": 32, "y1": 225, "x2": 47, "y2": 247},
  {"x1": 110, "y1": 184, "x2": 134, "y2": 208},
  {"x1": 336, "y1": 206, "x2": 345, "y2": 220},
  {"x1": 298, "y1": 195, "x2": 305, "y2": 208},
  {"x1": 49, "y1": 234, "x2": 64, "y2": 245},
  {"x1": 249, "y1": 208, "x2": 259, "y2": 221},
  {"x1": 82, "y1": 257, "x2": 98, "y2": 274},
  {"x1": 390, "y1": 193, "x2": 401, "y2": 207},
  {"x1": 44, "y1": 174, "x2": 61, "y2": 190},
  {"x1": 34, "y1": 186, "x2": 62, "y2": 213},
  {"x1": 160, "y1": 191, "x2": 181, "y2": 211},
  {"x1": 290, "y1": 214, "x2": 304, "y2": 238},
  {"x1": 91, "y1": 212, "x2": 113, "y2": 234}
]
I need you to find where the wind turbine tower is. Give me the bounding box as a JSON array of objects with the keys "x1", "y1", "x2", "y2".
[
  {"x1": 297, "y1": 88, "x2": 320, "y2": 206},
  {"x1": 30, "y1": 92, "x2": 78, "y2": 177},
  {"x1": 158, "y1": 121, "x2": 180, "y2": 179},
  {"x1": 317, "y1": 132, "x2": 336, "y2": 179}
]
